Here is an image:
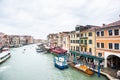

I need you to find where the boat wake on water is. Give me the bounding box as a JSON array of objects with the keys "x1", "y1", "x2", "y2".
[{"x1": 0, "y1": 65, "x2": 11, "y2": 72}]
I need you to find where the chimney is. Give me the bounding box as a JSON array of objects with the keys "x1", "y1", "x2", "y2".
[{"x1": 102, "y1": 24, "x2": 105, "y2": 26}]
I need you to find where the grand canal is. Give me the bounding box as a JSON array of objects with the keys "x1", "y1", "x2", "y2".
[{"x1": 0, "y1": 44, "x2": 108, "y2": 80}]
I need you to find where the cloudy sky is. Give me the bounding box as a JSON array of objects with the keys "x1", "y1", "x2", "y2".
[{"x1": 0, "y1": 0, "x2": 120, "y2": 39}]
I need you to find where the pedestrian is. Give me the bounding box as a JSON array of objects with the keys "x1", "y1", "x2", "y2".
[
  {"x1": 117, "y1": 70, "x2": 120, "y2": 78},
  {"x1": 92, "y1": 62, "x2": 95, "y2": 70}
]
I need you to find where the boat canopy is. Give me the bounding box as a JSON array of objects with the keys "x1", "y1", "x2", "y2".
[{"x1": 51, "y1": 47, "x2": 67, "y2": 54}]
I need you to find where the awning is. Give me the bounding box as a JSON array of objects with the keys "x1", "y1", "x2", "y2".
[{"x1": 70, "y1": 50, "x2": 104, "y2": 62}]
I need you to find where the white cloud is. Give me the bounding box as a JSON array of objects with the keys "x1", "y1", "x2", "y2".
[{"x1": 0, "y1": 0, "x2": 120, "y2": 39}]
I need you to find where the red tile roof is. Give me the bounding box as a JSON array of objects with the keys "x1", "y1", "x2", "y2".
[
  {"x1": 80, "y1": 26, "x2": 100, "y2": 32},
  {"x1": 101, "y1": 20, "x2": 120, "y2": 28}
]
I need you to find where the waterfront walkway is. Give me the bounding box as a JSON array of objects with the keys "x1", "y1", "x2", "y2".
[{"x1": 101, "y1": 68, "x2": 119, "y2": 80}]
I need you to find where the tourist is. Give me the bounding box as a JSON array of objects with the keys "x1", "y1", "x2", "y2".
[{"x1": 117, "y1": 70, "x2": 120, "y2": 78}]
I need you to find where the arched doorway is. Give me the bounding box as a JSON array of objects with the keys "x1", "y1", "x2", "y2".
[{"x1": 107, "y1": 55, "x2": 120, "y2": 70}]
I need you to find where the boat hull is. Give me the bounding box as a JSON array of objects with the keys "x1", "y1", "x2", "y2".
[
  {"x1": 69, "y1": 63, "x2": 94, "y2": 76},
  {"x1": 0, "y1": 53, "x2": 11, "y2": 64},
  {"x1": 54, "y1": 63, "x2": 68, "y2": 70}
]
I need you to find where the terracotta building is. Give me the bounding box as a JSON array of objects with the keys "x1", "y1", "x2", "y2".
[{"x1": 96, "y1": 20, "x2": 120, "y2": 69}]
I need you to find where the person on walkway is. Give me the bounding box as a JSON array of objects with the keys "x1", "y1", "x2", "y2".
[{"x1": 117, "y1": 70, "x2": 120, "y2": 78}]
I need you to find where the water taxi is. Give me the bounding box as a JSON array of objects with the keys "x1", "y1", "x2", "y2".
[
  {"x1": 70, "y1": 63, "x2": 94, "y2": 76},
  {"x1": 36, "y1": 44, "x2": 46, "y2": 53},
  {"x1": 51, "y1": 47, "x2": 68, "y2": 70}
]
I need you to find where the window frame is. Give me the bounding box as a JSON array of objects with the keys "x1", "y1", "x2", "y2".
[
  {"x1": 114, "y1": 29, "x2": 119, "y2": 36},
  {"x1": 89, "y1": 32, "x2": 92, "y2": 36},
  {"x1": 108, "y1": 29, "x2": 113, "y2": 36},
  {"x1": 97, "y1": 43, "x2": 100, "y2": 48},
  {"x1": 108, "y1": 43, "x2": 113, "y2": 49},
  {"x1": 97, "y1": 31, "x2": 100, "y2": 36},
  {"x1": 89, "y1": 40, "x2": 92, "y2": 44},
  {"x1": 101, "y1": 43, "x2": 104, "y2": 48},
  {"x1": 101, "y1": 31, "x2": 104, "y2": 36},
  {"x1": 114, "y1": 43, "x2": 119, "y2": 50}
]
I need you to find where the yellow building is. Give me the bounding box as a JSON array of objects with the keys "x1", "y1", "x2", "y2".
[
  {"x1": 70, "y1": 31, "x2": 80, "y2": 51},
  {"x1": 80, "y1": 27, "x2": 96, "y2": 56}
]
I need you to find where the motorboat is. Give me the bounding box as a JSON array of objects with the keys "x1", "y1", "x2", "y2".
[
  {"x1": 51, "y1": 47, "x2": 68, "y2": 70},
  {"x1": 70, "y1": 63, "x2": 94, "y2": 76},
  {"x1": 54, "y1": 56, "x2": 68, "y2": 70},
  {"x1": 0, "y1": 47, "x2": 11, "y2": 63},
  {"x1": 36, "y1": 45, "x2": 46, "y2": 53}
]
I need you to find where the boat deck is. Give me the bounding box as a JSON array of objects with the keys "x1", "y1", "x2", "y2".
[{"x1": 69, "y1": 63, "x2": 94, "y2": 76}]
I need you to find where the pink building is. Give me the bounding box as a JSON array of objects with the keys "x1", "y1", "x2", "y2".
[{"x1": 0, "y1": 32, "x2": 9, "y2": 47}]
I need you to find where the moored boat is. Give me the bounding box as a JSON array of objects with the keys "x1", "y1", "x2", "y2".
[
  {"x1": 51, "y1": 47, "x2": 68, "y2": 70},
  {"x1": 54, "y1": 56, "x2": 68, "y2": 70},
  {"x1": 69, "y1": 63, "x2": 94, "y2": 76},
  {"x1": 0, "y1": 47, "x2": 11, "y2": 63},
  {"x1": 36, "y1": 44, "x2": 46, "y2": 53}
]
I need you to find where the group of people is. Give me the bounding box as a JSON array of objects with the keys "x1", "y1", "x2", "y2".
[{"x1": 76, "y1": 56, "x2": 104, "y2": 70}]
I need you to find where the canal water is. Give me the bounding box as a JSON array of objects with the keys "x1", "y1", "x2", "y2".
[{"x1": 0, "y1": 44, "x2": 108, "y2": 80}]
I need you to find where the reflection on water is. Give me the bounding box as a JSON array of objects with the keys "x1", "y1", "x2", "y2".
[{"x1": 0, "y1": 44, "x2": 108, "y2": 80}]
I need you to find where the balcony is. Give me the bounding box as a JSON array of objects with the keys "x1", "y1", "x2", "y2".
[
  {"x1": 80, "y1": 43, "x2": 87, "y2": 46},
  {"x1": 80, "y1": 37, "x2": 88, "y2": 39}
]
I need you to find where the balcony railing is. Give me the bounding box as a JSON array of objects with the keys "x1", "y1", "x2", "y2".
[
  {"x1": 80, "y1": 43, "x2": 87, "y2": 46},
  {"x1": 80, "y1": 37, "x2": 88, "y2": 39}
]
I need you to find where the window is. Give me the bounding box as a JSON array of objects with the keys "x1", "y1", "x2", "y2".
[
  {"x1": 76, "y1": 40, "x2": 79, "y2": 43},
  {"x1": 85, "y1": 47, "x2": 87, "y2": 52},
  {"x1": 76, "y1": 27, "x2": 80, "y2": 31},
  {"x1": 109, "y1": 43, "x2": 113, "y2": 49},
  {"x1": 85, "y1": 33, "x2": 87, "y2": 37},
  {"x1": 81, "y1": 40, "x2": 83, "y2": 44},
  {"x1": 74, "y1": 35, "x2": 75, "y2": 38},
  {"x1": 84, "y1": 40, "x2": 87, "y2": 45},
  {"x1": 108, "y1": 30, "x2": 112, "y2": 36},
  {"x1": 77, "y1": 40, "x2": 80, "y2": 43},
  {"x1": 81, "y1": 34, "x2": 83, "y2": 37},
  {"x1": 71, "y1": 40, "x2": 72, "y2": 43},
  {"x1": 74, "y1": 46, "x2": 75, "y2": 50},
  {"x1": 114, "y1": 29, "x2": 119, "y2": 35},
  {"x1": 101, "y1": 31, "x2": 104, "y2": 36},
  {"x1": 71, "y1": 46, "x2": 72, "y2": 50},
  {"x1": 97, "y1": 43, "x2": 100, "y2": 48},
  {"x1": 76, "y1": 46, "x2": 79, "y2": 51},
  {"x1": 114, "y1": 43, "x2": 119, "y2": 49},
  {"x1": 76, "y1": 34, "x2": 80, "y2": 37},
  {"x1": 76, "y1": 40, "x2": 77, "y2": 43},
  {"x1": 73, "y1": 40, "x2": 75, "y2": 43},
  {"x1": 101, "y1": 43, "x2": 104, "y2": 48},
  {"x1": 81, "y1": 47, "x2": 83, "y2": 51},
  {"x1": 89, "y1": 40, "x2": 92, "y2": 44},
  {"x1": 89, "y1": 32, "x2": 92, "y2": 36},
  {"x1": 89, "y1": 48, "x2": 92, "y2": 53},
  {"x1": 97, "y1": 32, "x2": 100, "y2": 36},
  {"x1": 98, "y1": 53, "x2": 102, "y2": 57}
]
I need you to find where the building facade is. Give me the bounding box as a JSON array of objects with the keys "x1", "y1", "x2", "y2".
[
  {"x1": 0, "y1": 32, "x2": 9, "y2": 47},
  {"x1": 47, "y1": 33, "x2": 58, "y2": 47},
  {"x1": 62, "y1": 32, "x2": 70, "y2": 51},
  {"x1": 80, "y1": 26, "x2": 97, "y2": 56},
  {"x1": 96, "y1": 20, "x2": 120, "y2": 69},
  {"x1": 70, "y1": 31, "x2": 80, "y2": 52}
]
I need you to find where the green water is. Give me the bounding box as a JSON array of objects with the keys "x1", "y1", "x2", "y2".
[{"x1": 0, "y1": 44, "x2": 108, "y2": 80}]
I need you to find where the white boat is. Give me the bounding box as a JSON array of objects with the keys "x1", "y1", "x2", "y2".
[
  {"x1": 0, "y1": 47, "x2": 11, "y2": 63},
  {"x1": 54, "y1": 56, "x2": 68, "y2": 70}
]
